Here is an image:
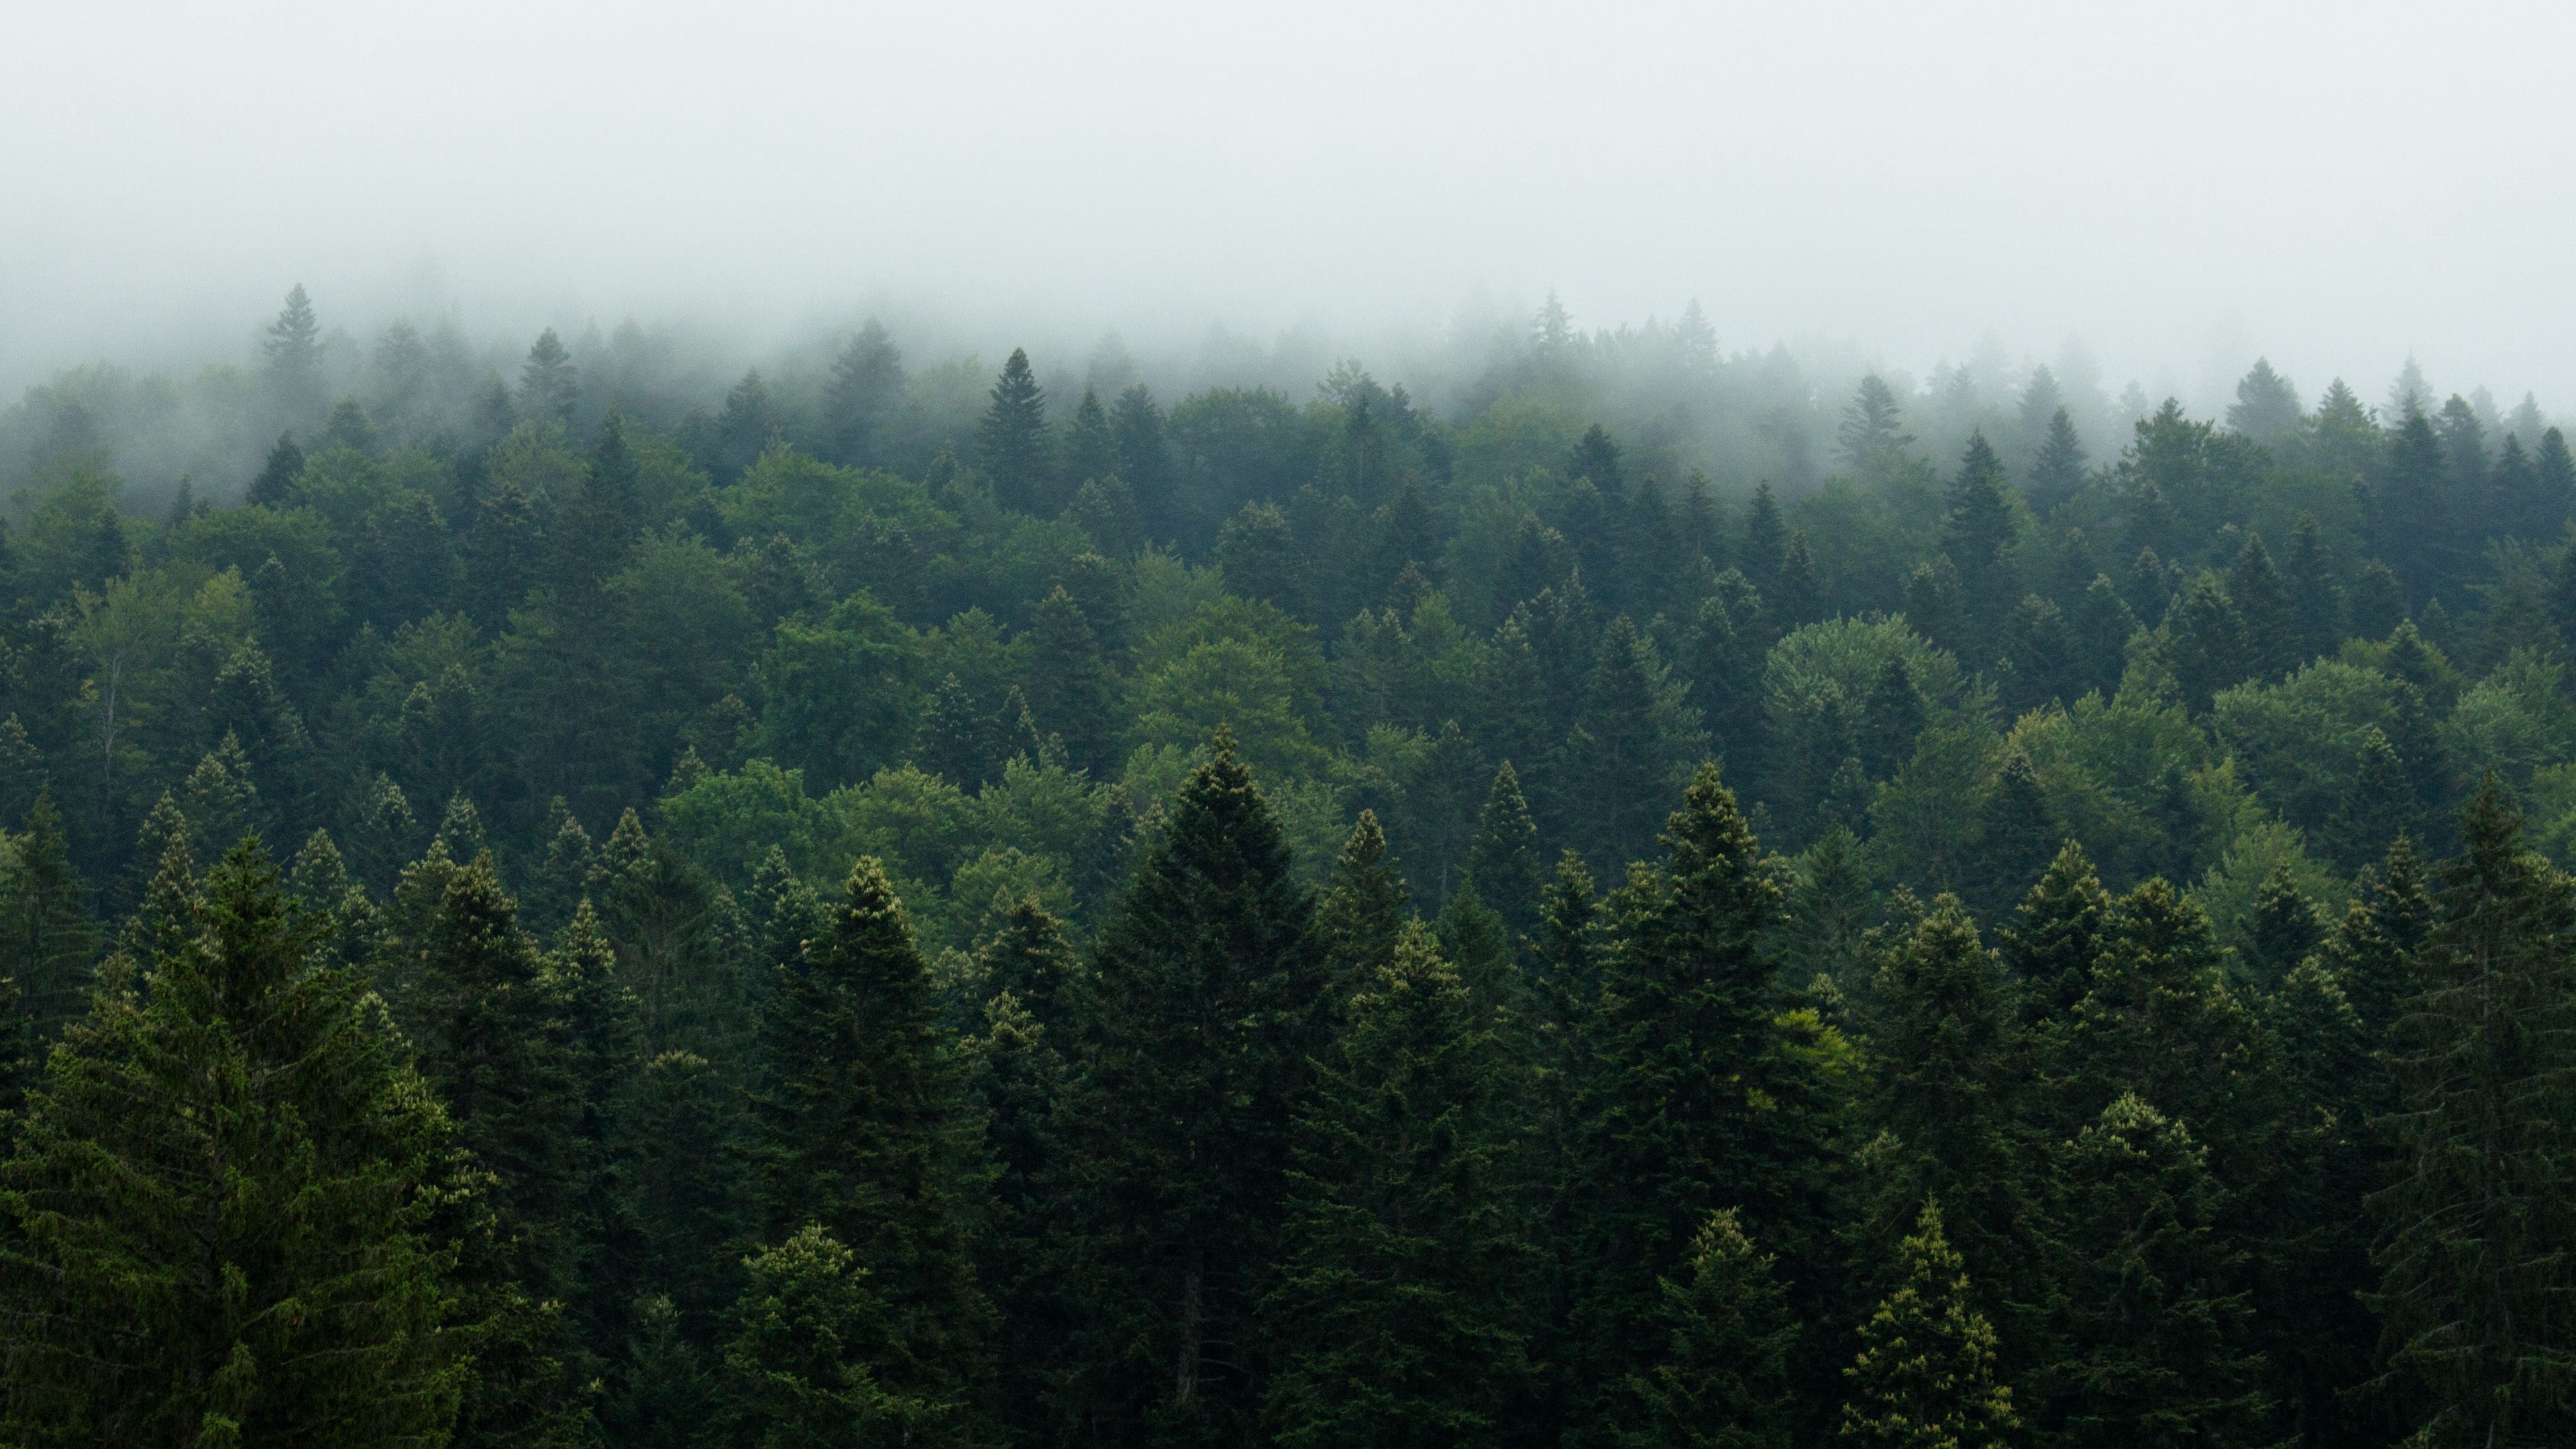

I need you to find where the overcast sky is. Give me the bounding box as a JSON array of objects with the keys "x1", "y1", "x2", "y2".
[{"x1": 5, "y1": 1, "x2": 2572, "y2": 411}]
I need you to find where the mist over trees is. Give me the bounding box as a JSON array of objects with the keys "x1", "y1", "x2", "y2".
[{"x1": 7, "y1": 285, "x2": 2576, "y2": 1446}]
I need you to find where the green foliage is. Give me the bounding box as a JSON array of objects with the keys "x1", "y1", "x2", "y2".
[
  {"x1": 1835, "y1": 1201, "x2": 2017, "y2": 1449},
  {"x1": 1616, "y1": 1208, "x2": 1799, "y2": 1449}
]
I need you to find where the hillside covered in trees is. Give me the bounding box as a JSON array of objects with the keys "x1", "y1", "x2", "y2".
[{"x1": 5, "y1": 289, "x2": 2576, "y2": 1446}]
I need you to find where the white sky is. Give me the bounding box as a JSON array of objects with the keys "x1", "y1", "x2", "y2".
[{"x1": 5, "y1": 1, "x2": 2573, "y2": 411}]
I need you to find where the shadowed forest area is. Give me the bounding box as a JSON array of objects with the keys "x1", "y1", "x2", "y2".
[{"x1": 7, "y1": 288, "x2": 2576, "y2": 1446}]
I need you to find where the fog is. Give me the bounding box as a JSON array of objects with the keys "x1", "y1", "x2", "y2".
[{"x1": 6, "y1": 1, "x2": 2574, "y2": 423}]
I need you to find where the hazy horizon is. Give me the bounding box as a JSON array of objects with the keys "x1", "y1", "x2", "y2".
[{"x1": 6, "y1": 2, "x2": 2573, "y2": 419}]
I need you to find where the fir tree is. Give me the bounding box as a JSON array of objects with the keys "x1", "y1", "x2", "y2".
[
  {"x1": 746, "y1": 856, "x2": 990, "y2": 1438},
  {"x1": 1024, "y1": 586, "x2": 1116, "y2": 771},
  {"x1": 1942, "y1": 433, "x2": 2019, "y2": 632},
  {"x1": 1835, "y1": 1202, "x2": 2017, "y2": 1449},
  {"x1": 0, "y1": 792, "x2": 97, "y2": 1040},
  {"x1": 1967, "y1": 752, "x2": 2057, "y2": 922},
  {"x1": 1839, "y1": 376, "x2": 1913, "y2": 476},
  {"x1": 1317, "y1": 811, "x2": 1408, "y2": 1002},
  {"x1": 1998, "y1": 839, "x2": 2111, "y2": 1025},
  {"x1": 263, "y1": 284, "x2": 323, "y2": 417},
  {"x1": 2227, "y1": 531, "x2": 2296, "y2": 678},
  {"x1": 2371, "y1": 779, "x2": 2576, "y2": 1446},
  {"x1": 2039, "y1": 1095, "x2": 2267, "y2": 1448},
  {"x1": 718, "y1": 1225, "x2": 939, "y2": 1448},
  {"x1": 1741, "y1": 483, "x2": 1786, "y2": 592},
  {"x1": 1564, "y1": 765, "x2": 1837, "y2": 1443},
  {"x1": 520, "y1": 327, "x2": 578, "y2": 424},
  {"x1": 2351, "y1": 558, "x2": 2409, "y2": 641},
  {"x1": 2322, "y1": 834, "x2": 2432, "y2": 1043},
  {"x1": 1615, "y1": 1209, "x2": 1798, "y2": 1449},
  {"x1": 1062, "y1": 731, "x2": 1325, "y2": 1441},
  {"x1": 1860, "y1": 655, "x2": 1927, "y2": 780},
  {"x1": 822, "y1": 319, "x2": 904, "y2": 468},
  {"x1": 1267, "y1": 922, "x2": 1538, "y2": 1448},
  {"x1": 1112, "y1": 383, "x2": 1173, "y2": 543},
  {"x1": 250, "y1": 429, "x2": 305, "y2": 506},
  {"x1": 979, "y1": 347, "x2": 1051, "y2": 514},
  {"x1": 2243, "y1": 861, "x2": 2320, "y2": 989},
  {"x1": 2226, "y1": 358, "x2": 2304, "y2": 448},
  {"x1": 2161, "y1": 571, "x2": 2248, "y2": 712},
  {"x1": 2029, "y1": 407, "x2": 2088, "y2": 508},
  {"x1": 1465, "y1": 760, "x2": 1544, "y2": 939},
  {"x1": 0, "y1": 841, "x2": 477, "y2": 1447},
  {"x1": 2284, "y1": 513, "x2": 2343, "y2": 659}
]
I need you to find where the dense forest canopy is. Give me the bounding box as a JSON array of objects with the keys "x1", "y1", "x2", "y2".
[{"x1": 5, "y1": 287, "x2": 2576, "y2": 1446}]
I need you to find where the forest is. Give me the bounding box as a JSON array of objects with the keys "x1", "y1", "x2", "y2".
[{"x1": 3, "y1": 286, "x2": 2576, "y2": 1448}]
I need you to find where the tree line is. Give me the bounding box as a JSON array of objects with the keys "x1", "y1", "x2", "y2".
[{"x1": 4, "y1": 288, "x2": 2576, "y2": 1444}]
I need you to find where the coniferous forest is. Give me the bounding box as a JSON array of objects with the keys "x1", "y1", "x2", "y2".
[{"x1": 11, "y1": 290, "x2": 2576, "y2": 1448}]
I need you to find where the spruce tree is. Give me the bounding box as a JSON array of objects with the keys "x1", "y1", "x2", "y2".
[
  {"x1": 745, "y1": 856, "x2": 989, "y2": 1440},
  {"x1": 1942, "y1": 433, "x2": 2019, "y2": 633},
  {"x1": 1615, "y1": 1209, "x2": 1798, "y2": 1449},
  {"x1": 0, "y1": 792, "x2": 97, "y2": 1040},
  {"x1": 1024, "y1": 586, "x2": 1116, "y2": 771},
  {"x1": 1062, "y1": 731, "x2": 1325, "y2": 1442},
  {"x1": 2029, "y1": 407, "x2": 2087, "y2": 507},
  {"x1": 822, "y1": 319, "x2": 904, "y2": 468},
  {"x1": 2284, "y1": 513, "x2": 2343, "y2": 659},
  {"x1": 979, "y1": 347, "x2": 1051, "y2": 514},
  {"x1": 1564, "y1": 765, "x2": 1838, "y2": 1443},
  {"x1": 1317, "y1": 811, "x2": 1407, "y2": 1001},
  {"x1": 1860, "y1": 655, "x2": 1927, "y2": 780},
  {"x1": 1998, "y1": 839, "x2": 2110, "y2": 1024},
  {"x1": 2330, "y1": 725, "x2": 2420, "y2": 871},
  {"x1": 2039, "y1": 1095, "x2": 2267, "y2": 1447},
  {"x1": 718, "y1": 1225, "x2": 938, "y2": 1448},
  {"x1": 2227, "y1": 531, "x2": 2297, "y2": 678},
  {"x1": 1465, "y1": 759, "x2": 1544, "y2": 939},
  {"x1": 519, "y1": 328, "x2": 578, "y2": 424},
  {"x1": 2243, "y1": 861, "x2": 2320, "y2": 988},
  {"x1": 2371, "y1": 779, "x2": 2576, "y2": 1446},
  {"x1": 2322, "y1": 834, "x2": 2431, "y2": 1043},
  {"x1": 1835, "y1": 1202, "x2": 2017, "y2": 1449},
  {"x1": 1267, "y1": 922, "x2": 1538, "y2": 1448},
  {"x1": 250, "y1": 429, "x2": 305, "y2": 506},
  {"x1": 1966, "y1": 751, "x2": 2057, "y2": 922},
  {"x1": 1111, "y1": 383, "x2": 1173, "y2": 543},
  {"x1": 0, "y1": 841, "x2": 477, "y2": 1447}
]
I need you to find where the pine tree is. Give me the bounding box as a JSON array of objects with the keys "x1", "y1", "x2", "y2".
[
  {"x1": 1564, "y1": 765, "x2": 1837, "y2": 1442},
  {"x1": 1860, "y1": 655, "x2": 1927, "y2": 780},
  {"x1": 2161, "y1": 571, "x2": 2249, "y2": 712},
  {"x1": 2322, "y1": 834, "x2": 2432, "y2": 1044},
  {"x1": 914, "y1": 672, "x2": 994, "y2": 788},
  {"x1": 1062, "y1": 731, "x2": 1325, "y2": 1441},
  {"x1": 2040, "y1": 1095, "x2": 2267, "y2": 1447},
  {"x1": 1061, "y1": 384, "x2": 1118, "y2": 492},
  {"x1": 1835, "y1": 1202, "x2": 2017, "y2": 1449},
  {"x1": 745, "y1": 856, "x2": 989, "y2": 1438},
  {"x1": 1466, "y1": 760, "x2": 1544, "y2": 939},
  {"x1": 0, "y1": 841, "x2": 477, "y2": 1446},
  {"x1": 1562, "y1": 615, "x2": 1680, "y2": 872},
  {"x1": 1318, "y1": 811, "x2": 1408, "y2": 1001},
  {"x1": 2226, "y1": 358, "x2": 2304, "y2": 448},
  {"x1": 1741, "y1": 484, "x2": 1786, "y2": 593},
  {"x1": 528, "y1": 800, "x2": 599, "y2": 934},
  {"x1": 250, "y1": 429, "x2": 305, "y2": 506},
  {"x1": 1024, "y1": 586, "x2": 1115, "y2": 771},
  {"x1": 2029, "y1": 407, "x2": 2088, "y2": 508},
  {"x1": 2243, "y1": 861, "x2": 2320, "y2": 988},
  {"x1": 2284, "y1": 513, "x2": 2343, "y2": 659},
  {"x1": 2371, "y1": 779, "x2": 2576, "y2": 1446},
  {"x1": 409, "y1": 854, "x2": 594, "y2": 1447},
  {"x1": 1839, "y1": 376, "x2": 1913, "y2": 476},
  {"x1": 1967, "y1": 752, "x2": 2057, "y2": 922},
  {"x1": 1998, "y1": 839, "x2": 2111, "y2": 1025},
  {"x1": 1615, "y1": 1209, "x2": 1798, "y2": 1449},
  {"x1": 520, "y1": 328, "x2": 578, "y2": 424},
  {"x1": 2351, "y1": 558, "x2": 2409, "y2": 641},
  {"x1": 822, "y1": 319, "x2": 904, "y2": 468},
  {"x1": 2379, "y1": 405, "x2": 2453, "y2": 606},
  {"x1": 2534, "y1": 428, "x2": 2576, "y2": 541},
  {"x1": 979, "y1": 347, "x2": 1051, "y2": 514},
  {"x1": 2227, "y1": 531, "x2": 2297, "y2": 678},
  {"x1": 0, "y1": 792, "x2": 97, "y2": 1040},
  {"x1": 263, "y1": 284, "x2": 323, "y2": 417},
  {"x1": 1267, "y1": 922, "x2": 1538, "y2": 1448},
  {"x1": 718, "y1": 1225, "x2": 938, "y2": 1448},
  {"x1": 1112, "y1": 384, "x2": 1173, "y2": 544},
  {"x1": 1943, "y1": 434, "x2": 2019, "y2": 633}
]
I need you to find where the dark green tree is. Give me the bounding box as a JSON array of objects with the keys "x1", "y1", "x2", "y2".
[
  {"x1": 979, "y1": 347, "x2": 1051, "y2": 514},
  {"x1": 1942, "y1": 433, "x2": 2019, "y2": 633},
  {"x1": 1998, "y1": 839, "x2": 2111, "y2": 1025},
  {"x1": 2029, "y1": 407, "x2": 2088, "y2": 508},
  {"x1": 1267, "y1": 922, "x2": 1538, "y2": 1448},
  {"x1": 0, "y1": 792, "x2": 97, "y2": 1041},
  {"x1": 1835, "y1": 1201, "x2": 2018, "y2": 1449},
  {"x1": 2371, "y1": 780, "x2": 2576, "y2": 1446},
  {"x1": 1465, "y1": 760, "x2": 1544, "y2": 939},
  {"x1": 0, "y1": 841, "x2": 476, "y2": 1448},
  {"x1": 2227, "y1": 532, "x2": 2296, "y2": 679},
  {"x1": 519, "y1": 328, "x2": 578, "y2": 425},
  {"x1": 822, "y1": 319, "x2": 904, "y2": 468},
  {"x1": 1061, "y1": 731, "x2": 1325, "y2": 1442},
  {"x1": 1023, "y1": 586, "x2": 1116, "y2": 771},
  {"x1": 250, "y1": 429, "x2": 305, "y2": 506},
  {"x1": 1614, "y1": 1208, "x2": 1799, "y2": 1449},
  {"x1": 718, "y1": 1225, "x2": 939, "y2": 1449}
]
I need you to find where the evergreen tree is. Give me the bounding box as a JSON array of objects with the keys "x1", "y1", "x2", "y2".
[
  {"x1": 0, "y1": 793, "x2": 97, "y2": 1041},
  {"x1": 0, "y1": 841, "x2": 477, "y2": 1447},
  {"x1": 1062, "y1": 384, "x2": 1119, "y2": 493},
  {"x1": 913, "y1": 672, "x2": 995, "y2": 788},
  {"x1": 250, "y1": 429, "x2": 305, "y2": 506},
  {"x1": 2351, "y1": 558, "x2": 2409, "y2": 641},
  {"x1": 2379, "y1": 405, "x2": 2453, "y2": 605},
  {"x1": 1465, "y1": 760, "x2": 1544, "y2": 939},
  {"x1": 1023, "y1": 586, "x2": 1115, "y2": 771},
  {"x1": 1112, "y1": 384, "x2": 1173, "y2": 543},
  {"x1": 1267, "y1": 922, "x2": 1538, "y2": 1448},
  {"x1": 745, "y1": 855, "x2": 990, "y2": 1439},
  {"x1": 2226, "y1": 531, "x2": 2296, "y2": 678},
  {"x1": 1835, "y1": 1202, "x2": 2017, "y2": 1449},
  {"x1": 1564, "y1": 765, "x2": 1837, "y2": 1443},
  {"x1": 2225, "y1": 358, "x2": 2304, "y2": 449},
  {"x1": 2534, "y1": 427, "x2": 2576, "y2": 540},
  {"x1": 2071, "y1": 576, "x2": 2137, "y2": 698},
  {"x1": 2371, "y1": 779, "x2": 2576, "y2": 1446},
  {"x1": 1967, "y1": 752, "x2": 2057, "y2": 922},
  {"x1": 822, "y1": 319, "x2": 905, "y2": 468},
  {"x1": 1998, "y1": 839, "x2": 2111, "y2": 1025},
  {"x1": 1217, "y1": 500, "x2": 1301, "y2": 614},
  {"x1": 2039, "y1": 1095, "x2": 2267, "y2": 1448},
  {"x1": 2029, "y1": 407, "x2": 2088, "y2": 508},
  {"x1": 2284, "y1": 513, "x2": 2343, "y2": 660},
  {"x1": 1942, "y1": 434, "x2": 2019, "y2": 632},
  {"x1": 2243, "y1": 861, "x2": 2320, "y2": 989},
  {"x1": 979, "y1": 347, "x2": 1051, "y2": 514},
  {"x1": 2161, "y1": 571, "x2": 2248, "y2": 712},
  {"x1": 520, "y1": 328, "x2": 578, "y2": 424},
  {"x1": 1740, "y1": 484, "x2": 1786, "y2": 592},
  {"x1": 263, "y1": 284, "x2": 323, "y2": 417},
  {"x1": 718, "y1": 1225, "x2": 940, "y2": 1448},
  {"x1": 1839, "y1": 376, "x2": 1913, "y2": 476},
  {"x1": 1562, "y1": 614, "x2": 1684, "y2": 873},
  {"x1": 2322, "y1": 834, "x2": 2432, "y2": 1044},
  {"x1": 1062, "y1": 731, "x2": 1325, "y2": 1442},
  {"x1": 1615, "y1": 1209, "x2": 1799, "y2": 1449},
  {"x1": 1317, "y1": 811, "x2": 1407, "y2": 1000}
]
